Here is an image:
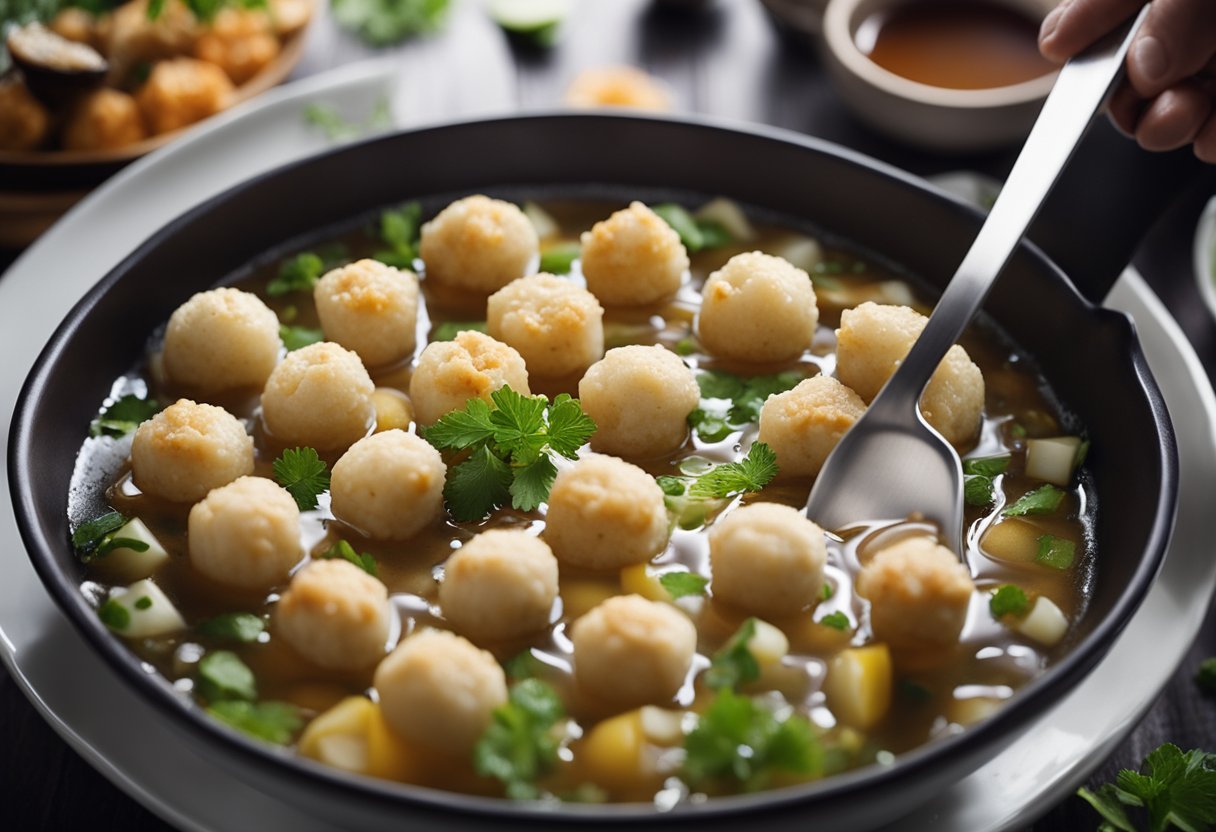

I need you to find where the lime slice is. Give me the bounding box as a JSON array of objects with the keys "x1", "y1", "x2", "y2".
[{"x1": 488, "y1": 0, "x2": 571, "y2": 36}]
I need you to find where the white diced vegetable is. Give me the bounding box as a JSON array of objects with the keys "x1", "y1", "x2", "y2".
[
  {"x1": 1025, "y1": 437, "x2": 1083, "y2": 486},
  {"x1": 100, "y1": 579, "x2": 185, "y2": 639},
  {"x1": 694, "y1": 197, "x2": 757, "y2": 242},
  {"x1": 639, "y1": 706, "x2": 684, "y2": 746},
  {"x1": 746, "y1": 619, "x2": 790, "y2": 666},
  {"x1": 522, "y1": 200, "x2": 560, "y2": 239},
  {"x1": 1015, "y1": 596, "x2": 1070, "y2": 647},
  {"x1": 96, "y1": 518, "x2": 169, "y2": 581},
  {"x1": 771, "y1": 235, "x2": 823, "y2": 273},
  {"x1": 878, "y1": 280, "x2": 915, "y2": 307}
]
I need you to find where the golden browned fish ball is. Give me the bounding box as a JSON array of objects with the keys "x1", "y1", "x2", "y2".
[
  {"x1": 836, "y1": 302, "x2": 985, "y2": 448},
  {"x1": 187, "y1": 475, "x2": 302, "y2": 589},
  {"x1": 374, "y1": 629, "x2": 507, "y2": 756},
  {"x1": 409, "y1": 330, "x2": 530, "y2": 426},
  {"x1": 486, "y1": 273, "x2": 604, "y2": 377},
  {"x1": 697, "y1": 251, "x2": 818, "y2": 362},
  {"x1": 162, "y1": 287, "x2": 281, "y2": 392},
  {"x1": 275, "y1": 560, "x2": 390, "y2": 671},
  {"x1": 262, "y1": 342, "x2": 375, "y2": 450},
  {"x1": 194, "y1": 8, "x2": 280, "y2": 86},
  {"x1": 0, "y1": 78, "x2": 50, "y2": 152},
  {"x1": 709, "y1": 502, "x2": 827, "y2": 615},
  {"x1": 105, "y1": 1, "x2": 202, "y2": 82},
  {"x1": 757, "y1": 376, "x2": 866, "y2": 478},
  {"x1": 418, "y1": 195, "x2": 538, "y2": 293},
  {"x1": 49, "y1": 8, "x2": 98, "y2": 47},
  {"x1": 570, "y1": 595, "x2": 696, "y2": 708},
  {"x1": 439, "y1": 530, "x2": 559, "y2": 641},
  {"x1": 579, "y1": 202, "x2": 689, "y2": 306},
  {"x1": 544, "y1": 454, "x2": 669, "y2": 569},
  {"x1": 268, "y1": 0, "x2": 313, "y2": 36},
  {"x1": 578, "y1": 344, "x2": 698, "y2": 459},
  {"x1": 62, "y1": 88, "x2": 148, "y2": 151},
  {"x1": 855, "y1": 537, "x2": 975, "y2": 649},
  {"x1": 131, "y1": 398, "x2": 253, "y2": 503},
  {"x1": 329, "y1": 430, "x2": 446, "y2": 540},
  {"x1": 136, "y1": 57, "x2": 233, "y2": 135},
  {"x1": 314, "y1": 259, "x2": 419, "y2": 368},
  {"x1": 564, "y1": 66, "x2": 671, "y2": 111}
]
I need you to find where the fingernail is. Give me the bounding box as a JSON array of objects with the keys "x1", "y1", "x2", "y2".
[
  {"x1": 1039, "y1": 6, "x2": 1064, "y2": 44},
  {"x1": 1132, "y1": 36, "x2": 1168, "y2": 84}
]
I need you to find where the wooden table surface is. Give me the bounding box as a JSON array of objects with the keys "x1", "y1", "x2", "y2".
[{"x1": 3, "y1": 0, "x2": 1216, "y2": 829}]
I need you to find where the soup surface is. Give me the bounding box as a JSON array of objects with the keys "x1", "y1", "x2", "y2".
[{"x1": 70, "y1": 195, "x2": 1093, "y2": 806}]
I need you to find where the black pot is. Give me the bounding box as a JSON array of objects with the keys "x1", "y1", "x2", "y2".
[{"x1": 8, "y1": 114, "x2": 1180, "y2": 830}]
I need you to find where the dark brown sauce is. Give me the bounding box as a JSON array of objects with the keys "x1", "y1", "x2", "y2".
[{"x1": 858, "y1": 1, "x2": 1055, "y2": 90}]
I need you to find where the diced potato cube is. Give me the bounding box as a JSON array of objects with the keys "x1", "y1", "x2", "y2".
[
  {"x1": 561, "y1": 579, "x2": 618, "y2": 621},
  {"x1": 578, "y1": 709, "x2": 644, "y2": 790},
  {"x1": 620, "y1": 564, "x2": 671, "y2": 602},
  {"x1": 822, "y1": 644, "x2": 893, "y2": 730},
  {"x1": 771, "y1": 235, "x2": 823, "y2": 273},
  {"x1": 948, "y1": 695, "x2": 1003, "y2": 726},
  {"x1": 102, "y1": 579, "x2": 185, "y2": 639},
  {"x1": 1025, "y1": 437, "x2": 1082, "y2": 486},
  {"x1": 639, "y1": 706, "x2": 684, "y2": 746},
  {"x1": 366, "y1": 701, "x2": 422, "y2": 781},
  {"x1": 1015, "y1": 596, "x2": 1070, "y2": 647},
  {"x1": 95, "y1": 518, "x2": 169, "y2": 581},
  {"x1": 981, "y1": 518, "x2": 1042, "y2": 564},
  {"x1": 747, "y1": 619, "x2": 789, "y2": 666},
  {"x1": 694, "y1": 197, "x2": 757, "y2": 242},
  {"x1": 299, "y1": 696, "x2": 373, "y2": 773},
  {"x1": 372, "y1": 388, "x2": 414, "y2": 433}
]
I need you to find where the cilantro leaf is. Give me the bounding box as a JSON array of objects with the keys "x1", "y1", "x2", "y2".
[
  {"x1": 267, "y1": 252, "x2": 325, "y2": 296},
  {"x1": 688, "y1": 408, "x2": 734, "y2": 443},
  {"x1": 545, "y1": 394, "x2": 596, "y2": 458},
  {"x1": 208, "y1": 700, "x2": 302, "y2": 745},
  {"x1": 675, "y1": 336, "x2": 698, "y2": 356},
  {"x1": 688, "y1": 442, "x2": 779, "y2": 499},
  {"x1": 651, "y1": 203, "x2": 737, "y2": 254},
  {"x1": 474, "y1": 678, "x2": 564, "y2": 800},
  {"x1": 272, "y1": 448, "x2": 331, "y2": 511},
  {"x1": 332, "y1": 0, "x2": 450, "y2": 46},
  {"x1": 505, "y1": 649, "x2": 542, "y2": 681},
  {"x1": 963, "y1": 455, "x2": 1011, "y2": 478},
  {"x1": 728, "y1": 371, "x2": 803, "y2": 424},
  {"x1": 489, "y1": 386, "x2": 548, "y2": 462},
  {"x1": 198, "y1": 612, "x2": 266, "y2": 643},
  {"x1": 1077, "y1": 785, "x2": 1137, "y2": 832},
  {"x1": 197, "y1": 650, "x2": 257, "y2": 702},
  {"x1": 696, "y1": 369, "x2": 747, "y2": 400},
  {"x1": 1077, "y1": 744, "x2": 1216, "y2": 832},
  {"x1": 431, "y1": 321, "x2": 487, "y2": 342},
  {"x1": 72, "y1": 511, "x2": 145, "y2": 563},
  {"x1": 1035, "y1": 535, "x2": 1076, "y2": 570},
  {"x1": 303, "y1": 99, "x2": 391, "y2": 143},
  {"x1": 659, "y1": 571, "x2": 709, "y2": 599},
  {"x1": 510, "y1": 456, "x2": 557, "y2": 513},
  {"x1": 90, "y1": 394, "x2": 158, "y2": 438},
  {"x1": 1198, "y1": 658, "x2": 1216, "y2": 695},
  {"x1": 656, "y1": 476, "x2": 687, "y2": 497},
  {"x1": 319, "y1": 539, "x2": 378, "y2": 577},
  {"x1": 423, "y1": 398, "x2": 497, "y2": 449},
  {"x1": 705, "y1": 618, "x2": 760, "y2": 691},
  {"x1": 279, "y1": 324, "x2": 324, "y2": 351},
  {"x1": 373, "y1": 201, "x2": 423, "y2": 267},
  {"x1": 538, "y1": 243, "x2": 580, "y2": 275},
  {"x1": 989, "y1": 585, "x2": 1030, "y2": 618},
  {"x1": 1003, "y1": 484, "x2": 1066, "y2": 517},
  {"x1": 818, "y1": 611, "x2": 851, "y2": 631},
  {"x1": 964, "y1": 474, "x2": 997, "y2": 507},
  {"x1": 444, "y1": 445, "x2": 514, "y2": 521},
  {"x1": 689, "y1": 370, "x2": 802, "y2": 441}
]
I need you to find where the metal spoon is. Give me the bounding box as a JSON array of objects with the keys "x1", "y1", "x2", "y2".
[{"x1": 804, "y1": 6, "x2": 1150, "y2": 550}]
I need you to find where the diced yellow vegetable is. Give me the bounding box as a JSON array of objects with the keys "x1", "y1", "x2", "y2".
[
  {"x1": 780, "y1": 615, "x2": 853, "y2": 654},
  {"x1": 1015, "y1": 596, "x2": 1070, "y2": 647},
  {"x1": 639, "y1": 706, "x2": 684, "y2": 746},
  {"x1": 365, "y1": 701, "x2": 422, "y2": 781},
  {"x1": 1025, "y1": 437, "x2": 1082, "y2": 486},
  {"x1": 747, "y1": 619, "x2": 789, "y2": 666},
  {"x1": 578, "y1": 710, "x2": 644, "y2": 790},
  {"x1": 822, "y1": 644, "x2": 892, "y2": 731},
  {"x1": 372, "y1": 388, "x2": 414, "y2": 433},
  {"x1": 619, "y1": 564, "x2": 671, "y2": 602},
  {"x1": 693, "y1": 197, "x2": 757, "y2": 241},
  {"x1": 981, "y1": 518, "x2": 1042, "y2": 564},
  {"x1": 561, "y1": 579, "x2": 618, "y2": 621},
  {"x1": 948, "y1": 696, "x2": 1004, "y2": 727},
  {"x1": 299, "y1": 696, "x2": 373, "y2": 774}
]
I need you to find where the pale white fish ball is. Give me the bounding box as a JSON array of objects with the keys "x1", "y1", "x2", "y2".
[
  {"x1": 314, "y1": 259, "x2": 419, "y2": 368},
  {"x1": 571, "y1": 595, "x2": 696, "y2": 708},
  {"x1": 418, "y1": 195, "x2": 538, "y2": 293},
  {"x1": 374, "y1": 629, "x2": 507, "y2": 756},
  {"x1": 855, "y1": 536, "x2": 975, "y2": 649},
  {"x1": 835, "y1": 302, "x2": 984, "y2": 448},
  {"x1": 275, "y1": 559, "x2": 390, "y2": 671},
  {"x1": 162, "y1": 287, "x2": 280, "y2": 392},
  {"x1": 409, "y1": 331, "x2": 530, "y2": 426},
  {"x1": 578, "y1": 344, "x2": 699, "y2": 459},
  {"x1": 757, "y1": 376, "x2": 866, "y2": 477},
  {"x1": 544, "y1": 454, "x2": 670, "y2": 570},
  {"x1": 579, "y1": 201, "x2": 688, "y2": 306},
  {"x1": 697, "y1": 251, "x2": 818, "y2": 362},
  {"x1": 709, "y1": 502, "x2": 827, "y2": 615},
  {"x1": 187, "y1": 476, "x2": 303, "y2": 589},
  {"x1": 131, "y1": 398, "x2": 253, "y2": 503},
  {"x1": 439, "y1": 529, "x2": 558, "y2": 641},
  {"x1": 486, "y1": 274, "x2": 604, "y2": 377},
  {"x1": 261, "y1": 341, "x2": 375, "y2": 451},
  {"x1": 330, "y1": 430, "x2": 446, "y2": 541}
]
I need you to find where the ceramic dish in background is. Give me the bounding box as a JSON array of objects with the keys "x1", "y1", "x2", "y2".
[
  {"x1": 821, "y1": 0, "x2": 1057, "y2": 151},
  {"x1": 758, "y1": 0, "x2": 830, "y2": 44},
  {"x1": 1194, "y1": 196, "x2": 1216, "y2": 319}
]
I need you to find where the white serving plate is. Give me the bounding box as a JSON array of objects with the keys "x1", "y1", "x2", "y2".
[
  {"x1": 2, "y1": 59, "x2": 1214, "y2": 832},
  {"x1": 1194, "y1": 196, "x2": 1216, "y2": 320}
]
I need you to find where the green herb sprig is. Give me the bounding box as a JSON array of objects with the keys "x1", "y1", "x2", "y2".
[
  {"x1": 651, "y1": 203, "x2": 734, "y2": 253},
  {"x1": 319, "y1": 539, "x2": 378, "y2": 577},
  {"x1": 657, "y1": 443, "x2": 779, "y2": 530},
  {"x1": 373, "y1": 201, "x2": 422, "y2": 268},
  {"x1": 1003, "y1": 484, "x2": 1066, "y2": 517},
  {"x1": 272, "y1": 447, "x2": 330, "y2": 511},
  {"x1": 962, "y1": 455, "x2": 1010, "y2": 508},
  {"x1": 331, "y1": 0, "x2": 451, "y2": 47},
  {"x1": 704, "y1": 618, "x2": 760, "y2": 691},
  {"x1": 659, "y1": 572, "x2": 709, "y2": 599},
  {"x1": 1076, "y1": 743, "x2": 1216, "y2": 832},
  {"x1": 474, "y1": 678, "x2": 565, "y2": 800},
  {"x1": 689, "y1": 369, "x2": 802, "y2": 443},
  {"x1": 71, "y1": 511, "x2": 148, "y2": 563},
  {"x1": 198, "y1": 612, "x2": 266, "y2": 644},
  {"x1": 988, "y1": 585, "x2": 1030, "y2": 618},
  {"x1": 90, "y1": 393, "x2": 158, "y2": 438}
]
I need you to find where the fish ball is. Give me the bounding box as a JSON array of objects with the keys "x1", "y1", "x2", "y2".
[
  {"x1": 131, "y1": 398, "x2": 253, "y2": 503},
  {"x1": 579, "y1": 202, "x2": 688, "y2": 306},
  {"x1": 275, "y1": 559, "x2": 390, "y2": 671},
  {"x1": 314, "y1": 259, "x2": 419, "y2": 368},
  {"x1": 855, "y1": 537, "x2": 975, "y2": 649},
  {"x1": 709, "y1": 502, "x2": 827, "y2": 615},
  {"x1": 418, "y1": 195, "x2": 538, "y2": 293},
  {"x1": 162, "y1": 287, "x2": 280, "y2": 392},
  {"x1": 63, "y1": 88, "x2": 148, "y2": 151},
  {"x1": 757, "y1": 376, "x2": 866, "y2": 477},
  {"x1": 578, "y1": 345, "x2": 698, "y2": 458},
  {"x1": 261, "y1": 342, "x2": 375, "y2": 450},
  {"x1": 330, "y1": 430, "x2": 446, "y2": 540},
  {"x1": 408, "y1": 331, "x2": 529, "y2": 426},
  {"x1": 487, "y1": 274, "x2": 604, "y2": 377},
  {"x1": 697, "y1": 251, "x2": 818, "y2": 362},
  {"x1": 0, "y1": 77, "x2": 50, "y2": 152},
  {"x1": 439, "y1": 530, "x2": 558, "y2": 641},
  {"x1": 187, "y1": 475, "x2": 302, "y2": 589},
  {"x1": 136, "y1": 57, "x2": 233, "y2": 135}
]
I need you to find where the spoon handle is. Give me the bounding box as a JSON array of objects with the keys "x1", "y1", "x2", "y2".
[{"x1": 872, "y1": 4, "x2": 1150, "y2": 413}]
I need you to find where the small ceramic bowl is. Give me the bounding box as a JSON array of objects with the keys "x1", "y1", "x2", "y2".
[
  {"x1": 821, "y1": 0, "x2": 1058, "y2": 152},
  {"x1": 1194, "y1": 196, "x2": 1216, "y2": 319}
]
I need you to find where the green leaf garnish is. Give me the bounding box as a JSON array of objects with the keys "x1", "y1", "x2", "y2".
[
  {"x1": 688, "y1": 408, "x2": 734, "y2": 444},
  {"x1": 705, "y1": 618, "x2": 760, "y2": 691},
  {"x1": 962, "y1": 456, "x2": 1011, "y2": 478},
  {"x1": 1076, "y1": 744, "x2": 1216, "y2": 832},
  {"x1": 319, "y1": 539, "x2": 379, "y2": 577},
  {"x1": 208, "y1": 700, "x2": 303, "y2": 745},
  {"x1": 688, "y1": 369, "x2": 802, "y2": 441},
  {"x1": 303, "y1": 98, "x2": 392, "y2": 143},
  {"x1": 821, "y1": 583, "x2": 835, "y2": 601},
  {"x1": 544, "y1": 394, "x2": 597, "y2": 457},
  {"x1": 474, "y1": 678, "x2": 564, "y2": 800},
  {"x1": 331, "y1": 0, "x2": 451, "y2": 45},
  {"x1": 267, "y1": 252, "x2": 325, "y2": 296},
  {"x1": 134, "y1": 596, "x2": 152, "y2": 610},
  {"x1": 683, "y1": 688, "x2": 822, "y2": 790},
  {"x1": 431, "y1": 321, "x2": 488, "y2": 342},
  {"x1": 99, "y1": 598, "x2": 130, "y2": 631},
  {"x1": 90, "y1": 393, "x2": 158, "y2": 438},
  {"x1": 659, "y1": 571, "x2": 709, "y2": 599},
  {"x1": 197, "y1": 650, "x2": 257, "y2": 703},
  {"x1": 505, "y1": 649, "x2": 543, "y2": 681},
  {"x1": 538, "y1": 242, "x2": 580, "y2": 274},
  {"x1": 674, "y1": 336, "x2": 698, "y2": 356},
  {"x1": 279, "y1": 324, "x2": 325, "y2": 351},
  {"x1": 444, "y1": 445, "x2": 515, "y2": 522},
  {"x1": 373, "y1": 201, "x2": 423, "y2": 267},
  {"x1": 961, "y1": 456, "x2": 1010, "y2": 508},
  {"x1": 989, "y1": 584, "x2": 1030, "y2": 618},
  {"x1": 1035, "y1": 535, "x2": 1076, "y2": 570},
  {"x1": 817, "y1": 611, "x2": 851, "y2": 631},
  {"x1": 509, "y1": 457, "x2": 558, "y2": 513},
  {"x1": 72, "y1": 511, "x2": 130, "y2": 562},
  {"x1": 1002, "y1": 484, "x2": 1066, "y2": 517},
  {"x1": 688, "y1": 442, "x2": 779, "y2": 499},
  {"x1": 651, "y1": 203, "x2": 736, "y2": 254},
  {"x1": 198, "y1": 612, "x2": 266, "y2": 644},
  {"x1": 272, "y1": 447, "x2": 331, "y2": 511}
]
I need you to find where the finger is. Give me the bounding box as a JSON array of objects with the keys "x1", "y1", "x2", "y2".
[
  {"x1": 1107, "y1": 81, "x2": 1146, "y2": 135},
  {"x1": 1127, "y1": 0, "x2": 1216, "y2": 97},
  {"x1": 1133, "y1": 83, "x2": 1213, "y2": 151},
  {"x1": 1195, "y1": 113, "x2": 1216, "y2": 162},
  {"x1": 1039, "y1": 0, "x2": 1143, "y2": 63}
]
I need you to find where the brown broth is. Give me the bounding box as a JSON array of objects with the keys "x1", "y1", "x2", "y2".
[{"x1": 78, "y1": 198, "x2": 1092, "y2": 805}]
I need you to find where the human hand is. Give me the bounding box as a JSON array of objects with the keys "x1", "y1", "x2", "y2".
[{"x1": 1039, "y1": 0, "x2": 1216, "y2": 161}]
